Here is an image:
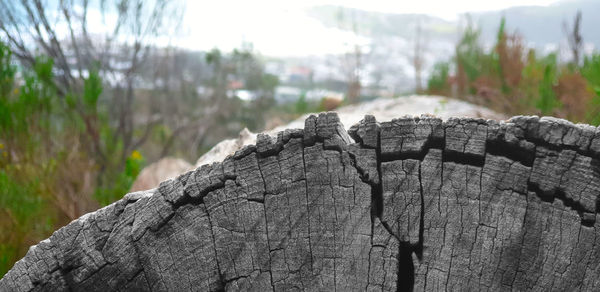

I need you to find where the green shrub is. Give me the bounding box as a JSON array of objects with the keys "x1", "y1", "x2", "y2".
[
  {"x1": 581, "y1": 54, "x2": 600, "y2": 125},
  {"x1": 427, "y1": 17, "x2": 600, "y2": 125},
  {"x1": 0, "y1": 165, "x2": 54, "y2": 276},
  {"x1": 94, "y1": 150, "x2": 144, "y2": 206},
  {"x1": 455, "y1": 19, "x2": 484, "y2": 94},
  {"x1": 295, "y1": 92, "x2": 308, "y2": 114},
  {"x1": 0, "y1": 40, "x2": 145, "y2": 277},
  {"x1": 427, "y1": 62, "x2": 450, "y2": 95},
  {"x1": 535, "y1": 55, "x2": 561, "y2": 115}
]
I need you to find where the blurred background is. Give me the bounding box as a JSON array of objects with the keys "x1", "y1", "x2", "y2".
[{"x1": 1, "y1": 0, "x2": 599, "y2": 276}]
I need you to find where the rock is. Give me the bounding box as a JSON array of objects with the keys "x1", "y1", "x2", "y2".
[
  {"x1": 130, "y1": 128, "x2": 254, "y2": 193},
  {"x1": 269, "y1": 95, "x2": 507, "y2": 133},
  {"x1": 129, "y1": 158, "x2": 192, "y2": 192},
  {"x1": 132, "y1": 96, "x2": 504, "y2": 193},
  {"x1": 194, "y1": 95, "x2": 506, "y2": 169},
  {"x1": 195, "y1": 127, "x2": 256, "y2": 168},
  {"x1": 3, "y1": 112, "x2": 600, "y2": 291}
]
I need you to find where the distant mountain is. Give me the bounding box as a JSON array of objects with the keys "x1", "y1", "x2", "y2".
[
  {"x1": 308, "y1": 0, "x2": 600, "y2": 49},
  {"x1": 304, "y1": 1, "x2": 598, "y2": 91},
  {"x1": 474, "y1": 0, "x2": 599, "y2": 48},
  {"x1": 306, "y1": 6, "x2": 457, "y2": 41}
]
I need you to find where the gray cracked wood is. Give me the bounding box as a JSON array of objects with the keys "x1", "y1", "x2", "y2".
[{"x1": 2, "y1": 113, "x2": 600, "y2": 291}]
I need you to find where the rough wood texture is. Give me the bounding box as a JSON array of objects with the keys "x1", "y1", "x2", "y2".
[{"x1": 3, "y1": 113, "x2": 600, "y2": 291}]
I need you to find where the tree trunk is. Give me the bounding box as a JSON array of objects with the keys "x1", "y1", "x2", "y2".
[{"x1": 3, "y1": 113, "x2": 600, "y2": 291}]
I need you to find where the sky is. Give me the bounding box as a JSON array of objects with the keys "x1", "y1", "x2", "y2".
[{"x1": 173, "y1": 0, "x2": 560, "y2": 57}]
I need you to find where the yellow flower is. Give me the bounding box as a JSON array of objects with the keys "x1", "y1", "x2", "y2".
[
  {"x1": 0, "y1": 143, "x2": 3, "y2": 149},
  {"x1": 13, "y1": 88, "x2": 19, "y2": 95},
  {"x1": 130, "y1": 150, "x2": 142, "y2": 160}
]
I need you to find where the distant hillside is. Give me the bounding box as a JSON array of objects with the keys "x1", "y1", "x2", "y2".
[
  {"x1": 308, "y1": 0, "x2": 599, "y2": 49},
  {"x1": 306, "y1": 5, "x2": 457, "y2": 41},
  {"x1": 475, "y1": 0, "x2": 599, "y2": 48}
]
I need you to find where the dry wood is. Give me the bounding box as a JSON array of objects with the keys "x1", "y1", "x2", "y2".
[{"x1": 2, "y1": 113, "x2": 600, "y2": 291}]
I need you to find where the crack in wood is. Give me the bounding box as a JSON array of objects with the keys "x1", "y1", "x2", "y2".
[{"x1": 3, "y1": 113, "x2": 600, "y2": 291}]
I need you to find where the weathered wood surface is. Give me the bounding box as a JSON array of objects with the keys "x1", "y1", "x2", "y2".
[{"x1": 2, "y1": 112, "x2": 600, "y2": 291}]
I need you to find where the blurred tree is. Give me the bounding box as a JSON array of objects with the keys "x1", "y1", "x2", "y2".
[
  {"x1": 427, "y1": 14, "x2": 600, "y2": 126},
  {"x1": 1, "y1": 41, "x2": 91, "y2": 274},
  {"x1": 295, "y1": 91, "x2": 308, "y2": 114},
  {"x1": 554, "y1": 71, "x2": 593, "y2": 121},
  {"x1": 135, "y1": 45, "x2": 279, "y2": 161},
  {"x1": 582, "y1": 54, "x2": 600, "y2": 125},
  {"x1": 455, "y1": 16, "x2": 484, "y2": 96},
  {"x1": 337, "y1": 7, "x2": 363, "y2": 104},
  {"x1": 563, "y1": 11, "x2": 583, "y2": 66},
  {"x1": 0, "y1": 0, "x2": 184, "y2": 172},
  {"x1": 411, "y1": 16, "x2": 427, "y2": 93},
  {"x1": 427, "y1": 61, "x2": 450, "y2": 95}
]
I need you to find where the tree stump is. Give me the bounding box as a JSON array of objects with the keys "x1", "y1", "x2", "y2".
[{"x1": 2, "y1": 113, "x2": 600, "y2": 291}]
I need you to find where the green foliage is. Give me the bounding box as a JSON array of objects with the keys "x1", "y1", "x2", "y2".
[
  {"x1": 83, "y1": 70, "x2": 102, "y2": 110},
  {"x1": 246, "y1": 72, "x2": 279, "y2": 92},
  {"x1": 588, "y1": 94, "x2": 600, "y2": 126},
  {"x1": 0, "y1": 244, "x2": 18, "y2": 277},
  {"x1": 0, "y1": 42, "x2": 58, "y2": 276},
  {"x1": 0, "y1": 46, "x2": 55, "y2": 155},
  {"x1": 0, "y1": 167, "x2": 51, "y2": 276},
  {"x1": 0, "y1": 170, "x2": 43, "y2": 230},
  {"x1": 494, "y1": 17, "x2": 509, "y2": 94},
  {"x1": 521, "y1": 51, "x2": 543, "y2": 101},
  {"x1": 455, "y1": 18, "x2": 484, "y2": 88},
  {"x1": 581, "y1": 54, "x2": 600, "y2": 125},
  {"x1": 291, "y1": 91, "x2": 327, "y2": 115},
  {"x1": 581, "y1": 54, "x2": 600, "y2": 92},
  {"x1": 428, "y1": 16, "x2": 599, "y2": 125},
  {"x1": 33, "y1": 56, "x2": 54, "y2": 86},
  {"x1": 205, "y1": 48, "x2": 222, "y2": 65},
  {"x1": 519, "y1": 52, "x2": 557, "y2": 108},
  {"x1": 0, "y1": 43, "x2": 15, "y2": 96},
  {"x1": 535, "y1": 60, "x2": 561, "y2": 115},
  {"x1": 94, "y1": 150, "x2": 144, "y2": 206},
  {"x1": 496, "y1": 17, "x2": 506, "y2": 44},
  {"x1": 427, "y1": 61, "x2": 450, "y2": 93},
  {"x1": 261, "y1": 73, "x2": 279, "y2": 91},
  {"x1": 295, "y1": 92, "x2": 308, "y2": 114},
  {"x1": 0, "y1": 41, "x2": 145, "y2": 277}
]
